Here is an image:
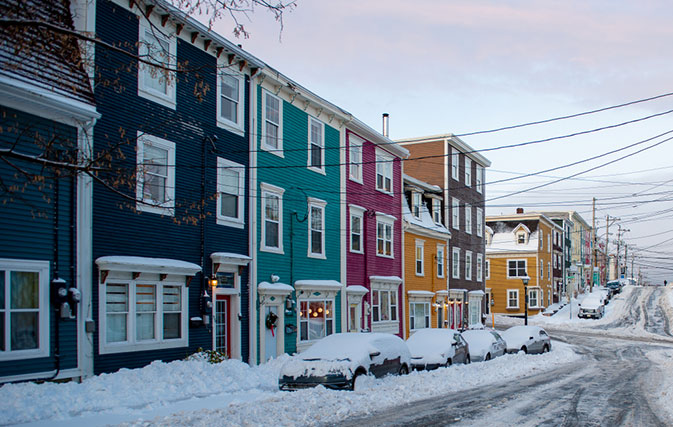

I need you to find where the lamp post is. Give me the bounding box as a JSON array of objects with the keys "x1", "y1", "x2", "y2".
[{"x1": 522, "y1": 275, "x2": 530, "y2": 325}]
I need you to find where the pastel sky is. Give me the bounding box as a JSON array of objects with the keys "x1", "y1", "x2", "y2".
[{"x1": 209, "y1": 0, "x2": 673, "y2": 282}]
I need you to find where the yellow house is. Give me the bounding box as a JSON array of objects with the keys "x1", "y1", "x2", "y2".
[
  {"x1": 485, "y1": 210, "x2": 555, "y2": 317},
  {"x1": 403, "y1": 175, "x2": 452, "y2": 337}
]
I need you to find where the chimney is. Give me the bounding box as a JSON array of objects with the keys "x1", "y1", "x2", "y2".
[
  {"x1": 516, "y1": 208, "x2": 524, "y2": 214},
  {"x1": 382, "y1": 113, "x2": 389, "y2": 137}
]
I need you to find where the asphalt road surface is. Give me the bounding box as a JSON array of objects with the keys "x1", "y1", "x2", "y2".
[{"x1": 337, "y1": 287, "x2": 673, "y2": 427}]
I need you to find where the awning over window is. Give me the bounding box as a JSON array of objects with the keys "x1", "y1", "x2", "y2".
[
  {"x1": 369, "y1": 275, "x2": 403, "y2": 284},
  {"x1": 96, "y1": 256, "x2": 201, "y2": 276},
  {"x1": 346, "y1": 285, "x2": 368, "y2": 296},
  {"x1": 294, "y1": 280, "x2": 344, "y2": 299},
  {"x1": 210, "y1": 252, "x2": 252, "y2": 266},
  {"x1": 258, "y1": 281, "x2": 293, "y2": 296}
]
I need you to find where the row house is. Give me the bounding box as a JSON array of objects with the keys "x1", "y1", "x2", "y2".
[
  {"x1": 396, "y1": 134, "x2": 491, "y2": 328},
  {"x1": 485, "y1": 210, "x2": 561, "y2": 316},
  {"x1": 530, "y1": 212, "x2": 570, "y2": 303},
  {"x1": 402, "y1": 175, "x2": 452, "y2": 336}
]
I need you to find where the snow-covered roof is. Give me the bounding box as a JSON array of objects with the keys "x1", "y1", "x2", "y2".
[
  {"x1": 369, "y1": 275, "x2": 403, "y2": 284},
  {"x1": 257, "y1": 282, "x2": 293, "y2": 296},
  {"x1": 210, "y1": 252, "x2": 252, "y2": 266},
  {"x1": 402, "y1": 198, "x2": 451, "y2": 239},
  {"x1": 294, "y1": 280, "x2": 344, "y2": 292},
  {"x1": 346, "y1": 285, "x2": 369, "y2": 295},
  {"x1": 468, "y1": 290, "x2": 485, "y2": 297},
  {"x1": 403, "y1": 174, "x2": 441, "y2": 193},
  {"x1": 486, "y1": 230, "x2": 540, "y2": 254},
  {"x1": 407, "y1": 290, "x2": 435, "y2": 297},
  {"x1": 95, "y1": 256, "x2": 201, "y2": 276}
]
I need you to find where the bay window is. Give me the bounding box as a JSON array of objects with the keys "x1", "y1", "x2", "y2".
[
  {"x1": 299, "y1": 299, "x2": 334, "y2": 342},
  {"x1": 409, "y1": 302, "x2": 430, "y2": 330}
]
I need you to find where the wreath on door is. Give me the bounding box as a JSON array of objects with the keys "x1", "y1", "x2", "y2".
[{"x1": 265, "y1": 311, "x2": 279, "y2": 337}]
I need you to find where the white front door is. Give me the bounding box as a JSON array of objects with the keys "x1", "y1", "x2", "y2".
[{"x1": 264, "y1": 305, "x2": 279, "y2": 361}]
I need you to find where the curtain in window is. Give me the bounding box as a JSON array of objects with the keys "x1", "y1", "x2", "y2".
[
  {"x1": 136, "y1": 284, "x2": 156, "y2": 341},
  {"x1": 163, "y1": 286, "x2": 181, "y2": 339},
  {"x1": 106, "y1": 283, "x2": 128, "y2": 343}
]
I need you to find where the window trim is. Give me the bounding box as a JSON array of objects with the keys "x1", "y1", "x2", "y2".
[
  {"x1": 216, "y1": 70, "x2": 245, "y2": 134},
  {"x1": 528, "y1": 288, "x2": 540, "y2": 309},
  {"x1": 451, "y1": 148, "x2": 459, "y2": 181},
  {"x1": 261, "y1": 90, "x2": 283, "y2": 156},
  {"x1": 307, "y1": 116, "x2": 325, "y2": 174},
  {"x1": 216, "y1": 157, "x2": 245, "y2": 228},
  {"x1": 136, "y1": 133, "x2": 176, "y2": 216},
  {"x1": 476, "y1": 253, "x2": 483, "y2": 282},
  {"x1": 452, "y1": 198, "x2": 460, "y2": 230},
  {"x1": 465, "y1": 157, "x2": 472, "y2": 187},
  {"x1": 349, "y1": 205, "x2": 365, "y2": 254},
  {"x1": 507, "y1": 289, "x2": 519, "y2": 309},
  {"x1": 260, "y1": 182, "x2": 285, "y2": 254},
  {"x1": 507, "y1": 259, "x2": 527, "y2": 278},
  {"x1": 375, "y1": 149, "x2": 394, "y2": 195},
  {"x1": 137, "y1": 20, "x2": 176, "y2": 109},
  {"x1": 432, "y1": 198, "x2": 442, "y2": 224},
  {"x1": 412, "y1": 192, "x2": 422, "y2": 219},
  {"x1": 476, "y1": 164, "x2": 484, "y2": 194},
  {"x1": 371, "y1": 287, "x2": 399, "y2": 324},
  {"x1": 476, "y1": 207, "x2": 483, "y2": 238},
  {"x1": 437, "y1": 245, "x2": 445, "y2": 278},
  {"x1": 452, "y1": 247, "x2": 461, "y2": 279},
  {"x1": 409, "y1": 301, "x2": 430, "y2": 331},
  {"x1": 375, "y1": 214, "x2": 395, "y2": 258},
  {"x1": 348, "y1": 133, "x2": 364, "y2": 184},
  {"x1": 485, "y1": 259, "x2": 490, "y2": 279},
  {"x1": 415, "y1": 240, "x2": 424, "y2": 276},
  {"x1": 465, "y1": 203, "x2": 472, "y2": 234},
  {"x1": 307, "y1": 197, "x2": 327, "y2": 259},
  {"x1": 298, "y1": 298, "x2": 335, "y2": 343},
  {"x1": 465, "y1": 250, "x2": 473, "y2": 281},
  {"x1": 0, "y1": 259, "x2": 50, "y2": 361}
]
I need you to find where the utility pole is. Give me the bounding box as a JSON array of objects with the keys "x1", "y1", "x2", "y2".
[
  {"x1": 624, "y1": 244, "x2": 628, "y2": 279},
  {"x1": 605, "y1": 215, "x2": 610, "y2": 280},
  {"x1": 591, "y1": 198, "x2": 596, "y2": 292}
]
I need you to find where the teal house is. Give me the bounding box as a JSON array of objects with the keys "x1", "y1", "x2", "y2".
[{"x1": 250, "y1": 67, "x2": 351, "y2": 363}]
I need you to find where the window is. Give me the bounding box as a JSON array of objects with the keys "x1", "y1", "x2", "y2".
[
  {"x1": 476, "y1": 164, "x2": 484, "y2": 193},
  {"x1": 540, "y1": 234, "x2": 543, "y2": 249},
  {"x1": 376, "y1": 150, "x2": 393, "y2": 194},
  {"x1": 262, "y1": 91, "x2": 282, "y2": 153},
  {"x1": 261, "y1": 183, "x2": 284, "y2": 253},
  {"x1": 485, "y1": 259, "x2": 490, "y2": 279},
  {"x1": 349, "y1": 206, "x2": 364, "y2": 254},
  {"x1": 548, "y1": 234, "x2": 551, "y2": 252},
  {"x1": 299, "y1": 299, "x2": 334, "y2": 342},
  {"x1": 540, "y1": 260, "x2": 543, "y2": 279},
  {"x1": 465, "y1": 157, "x2": 472, "y2": 187},
  {"x1": 507, "y1": 289, "x2": 519, "y2": 309},
  {"x1": 476, "y1": 253, "x2": 483, "y2": 282},
  {"x1": 308, "y1": 117, "x2": 324, "y2": 172},
  {"x1": 349, "y1": 134, "x2": 363, "y2": 183},
  {"x1": 415, "y1": 241, "x2": 424, "y2": 276},
  {"x1": 451, "y1": 148, "x2": 459, "y2": 180},
  {"x1": 372, "y1": 289, "x2": 398, "y2": 322},
  {"x1": 452, "y1": 198, "x2": 460, "y2": 230},
  {"x1": 138, "y1": 22, "x2": 175, "y2": 108},
  {"x1": 528, "y1": 288, "x2": 539, "y2": 308},
  {"x1": 476, "y1": 208, "x2": 483, "y2": 237},
  {"x1": 452, "y1": 247, "x2": 461, "y2": 279},
  {"x1": 553, "y1": 255, "x2": 557, "y2": 269},
  {"x1": 437, "y1": 245, "x2": 445, "y2": 278},
  {"x1": 507, "y1": 260, "x2": 527, "y2": 278},
  {"x1": 412, "y1": 192, "x2": 422, "y2": 218},
  {"x1": 217, "y1": 72, "x2": 244, "y2": 132},
  {"x1": 409, "y1": 302, "x2": 430, "y2": 330},
  {"x1": 517, "y1": 232, "x2": 526, "y2": 244},
  {"x1": 469, "y1": 299, "x2": 479, "y2": 326},
  {"x1": 216, "y1": 157, "x2": 245, "y2": 228},
  {"x1": 308, "y1": 198, "x2": 326, "y2": 258},
  {"x1": 548, "y1": 262, "x2": 551, "y2": 279},
  {"x1": 432, "y1": 199, "x2": 441, "y2": 224},
  {"x1": 465, "y1": 203, "x2": 472, "y2": 234},
  {"x1": 465, "y1": 251, "x2": 472, "y2": 280},
  {"x1": 0, "y1": 260, "x2": 49, "y2": 360},
  {"x1": 376, "y1": 216, "x2": 394, "y2": 257},
  {"x1": 136, "y1": 133, "x2": 175, "y2": 216},
  {"x1": 103, "y1": 279, "x2": 187, "y2": 352}
]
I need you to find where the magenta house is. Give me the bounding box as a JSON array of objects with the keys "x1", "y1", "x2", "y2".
[{"x1": 344, "y1": 119, "x2": 408, "y2": 337}]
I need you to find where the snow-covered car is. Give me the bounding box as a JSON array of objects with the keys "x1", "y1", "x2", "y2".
[
  {"x1": 578, "y1": 295, "x2": 605, "y2": 319},
  {"x1": 462, "y1": 329, "x2": 507, "y2": 362},
  {"x1": 406, "y1": 328, "x2": 470, "y2": 370},
  {"x1": 278, "y1": 333, "x2": 411, "y2": 391},
  {"x1": 606, "y1": 280, "x2": 623, "y2": 296},
  {"x1": 501, "y1": 326, "x2": 552, "y2": 354}
]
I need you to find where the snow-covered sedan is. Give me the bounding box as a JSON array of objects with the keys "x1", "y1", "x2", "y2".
[
  {"x1": 278, "y1": 333, "x2": 411, "y2": 391},
  {"x1": 406, "y1": 328, "x2": 470, "y2": 370},
  {"x1": 501, "y1": 325, "x2": 552, "y2": 354},
  {"x1": 462, "y1": 329, "x2": 507, "y2": 362}
]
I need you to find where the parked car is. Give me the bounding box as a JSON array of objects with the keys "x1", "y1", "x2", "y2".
[
  {"x1": 606, "y1": 280, "x2": 623, "y2": 296},
  {"x1": 578, "y1": 295, "x2": 605, "y2": 319},
  {"x1": 462, "y1": 329, "x2": 507, "y2": 362},
  {"x1": 278, "y1": 333, "x2": 411, "y2": 391},
  {"x1": 501, "y1": 326, "x2": 552, "y2": 354},
  {"x1": 406, "y1": 328, "x2": 470, "y2": 370}
]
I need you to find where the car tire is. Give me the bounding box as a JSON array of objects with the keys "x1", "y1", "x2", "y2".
[
  {"x1": 543, "y1": 344, "x2": 550, "y2": 353},
  {"x1": 351, "y1": 369, "x2": 367, "y2": 391},
  {"x1": 521, "y1": 346, "x2": 528, "y2": 354},
  {"x1": 445, "y1": 358, "x2": 452, "y2": 367},
  {"x1": 466, "y1": 355, "x2": 471, "y2": 364},
  {"x1": 399, "y1": 364, "x2": 409, "y2": 375},
  {"x1": 485, "y1": 353, "x2": 491, "y2": 361}
]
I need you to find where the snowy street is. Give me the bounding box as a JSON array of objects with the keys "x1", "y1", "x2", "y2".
[{"x1": 2, "y1": 285, "x2": 672, "y2": 426}]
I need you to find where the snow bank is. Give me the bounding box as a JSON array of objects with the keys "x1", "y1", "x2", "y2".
[{"x1": 644, "y1": 347, "x2": 673, "y2": 425}]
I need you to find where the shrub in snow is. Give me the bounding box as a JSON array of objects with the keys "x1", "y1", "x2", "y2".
[{"x1": 185, "y1": 347, "x2": 228, "y2": 364}]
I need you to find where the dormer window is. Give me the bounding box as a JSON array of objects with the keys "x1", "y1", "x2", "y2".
[
  {"x1": 432, "y1": 198, "x2": 441, "y2": 224},
  {"x1": 512, "y1": 224, "x2": 531, "y2": 245},
  {"x1": 517, "y1": 232, "x2": 526, "y2": 244},
  {"x1": 412, "y1": 192, "x2": 422, "y2": 218}
]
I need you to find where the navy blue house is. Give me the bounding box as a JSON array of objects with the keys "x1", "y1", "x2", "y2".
[
  {"x1": 0, "y1": 0, "x2": 99, "y2": 383},
  {"x1": 90, "y1": 0, "x2": 260, "y2": 373}
]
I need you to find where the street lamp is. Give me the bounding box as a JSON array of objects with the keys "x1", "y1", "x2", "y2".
[{"x1": 522, "y1": 275, "x2": 530, "y2": 326}]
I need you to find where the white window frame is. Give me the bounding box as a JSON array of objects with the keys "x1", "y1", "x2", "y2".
[
  {"x1": 507, "y1": 259, "x2": 527, "y2": 278},
  {"x1": 548, "y1": 234, "x2": 551, "y2": 252},
  {"x1": 412, "y1": 192, "x2": 422, "y2": 218},
  {"x1": 137, "y1": 20, "x2": 176, "y2": 109},
  {"x1": 452, "y1": 198, "x2": 460, "y2": 230},
  {"x1": 485, "y1": 259, "x2": 490, "y2": 279},
  {"x1": 260, "y1": 182, "x2": 284, "y2": 254},
  {"x1": 349, "y1": 205, "x2": 365, "y2": 254},
  {"x1": 376, "y1": 214, "x2": 395, "y2": 258},
  {"x1": 415, "y1": 240, "x2": 424, "y2": 276},
  {"x1": 375, "y1": 149, "x2": 394, "y2": 195},
  {"x1": 507, "y1": 289, "x2": 519, "y2": 309},
  {"x1": 476, "y1": 164, "x2": 484, "y2": 194},
  {"x1": 452, "y1": 247, "x2": 461, "y2": 279},
  {"x1": 451, "y1": 148, "x2": 459, "y2": 180},
  {"x1": 216, "y1": 71, "x2": 244, "y2": 134},
  {"x1": 476, "y1": 253, "x2": 483, "y2": 282},
  {"x1": 465, "y1": 203, "x2": 472, "y2": 234},
  {"x1": 548, "y1": 262, "x2": 551, "y2": 280},
  {"x1": 298, "y1": 298, "x2": 335, "y2": 343},
  {"x1": 476, "y1": 207, "x2": 484, "y2": 238},
  {"x1": 465, "y1": 250, "x2": 473, "y2": 281},
  {"x1": 100, "y1": 275, "x2": 188, "y2": 354},
  {"x1": 371, "y1": 288, "x2": 398, "y2": 324},
  {"x1": 216, "y1": 157, "x2": 245, "y2": 228},
  {"x1": 307, "y1": 116, "x2": 325, "y2": 174},
  {"x1": 540, "y1": 260, "x2": 544, "y2": 279},
  {"x1": 348, "y1": 134, "x2": 364, "y2": 183},
  {"x1": 465, "y1": 157, "x2": 472, "y2": 187},
  {"x1": 307, "y1": 198, "x2": 327, "y2": 259},
  {"x1": 528, "y1": 288, "x2": 540, "y2": 309},
  {"x1": 437, "y1": 245, "x2": 445, "y2": 278},
  {"x1": 136, "y1": 133, "x2": 176, "y2": 216},
  {"x1": 0, "y1": 259, "x2": 50, "y2": 361},
  {"x1": 261, "y1": 90, "x2": 283, "y2": 155},
  {"x1": 409, "y1": 302, "x2": 430, "y2": 330},
  {"x1": 432, "y1": 198, "x2": 441, "y2": 224}
]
